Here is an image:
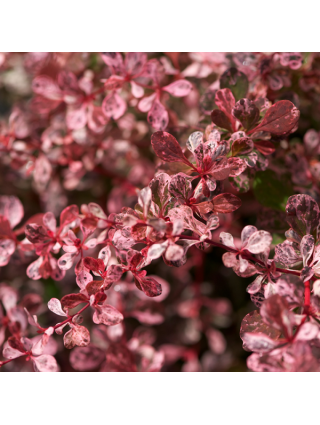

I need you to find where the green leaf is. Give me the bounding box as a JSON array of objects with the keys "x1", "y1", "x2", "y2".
[
  {"x1": 253, "y1": 170, "x2": 293, "y2": 212},
  {"x1": 220, "y1": 67, "x2": 248, "y2": 101}
]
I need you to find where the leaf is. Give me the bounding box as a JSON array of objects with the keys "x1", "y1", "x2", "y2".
[
  {"x1": 300, "y1": 234, "x2": 315, "y2": 266},
  {"x1": 253, "y1": 140, "x2": 275, "y2": 156},
  {"x1": 246, "y1": 230, "x2": 272, "y2": 254},
  {"x1": 248, "y1": 100, "x2": 300, "y2": 135},
  {"x1": 220, "y1": 67, "x2": 249, "y2": 101},
  {"x1": 241, "y1": 332, "x2": 278, "y2": 353},
  {"x1": 58, "y1": 252, "x2": 76, "y2": 270},
  {"x1": 211, "y1": 193, "x2": 242, "y2": 213},
  {"x1": 25, "y1": 224, "x2": 48, "y2": 244},
  {"x1": 47, "y1": 298, "x2": 67, "y2": 317},
  {"x1": 98, "y1": 245, "x2": 111, "y2": 267},
  {"x1": 165, "y1": 243, "x2": 184, "y2": 261},
  {"x1": 147, "y1": 99, "x2": 169, "y2": 131},
  {"x1": 231, "y1": 137, "x2": 254, "y2": 156},
  {"x1": 273, "y1": 274, "x2": 304, "y2": 306},
  {"x1": 151, "y1": 131, "x2": 191, "y2": 165},
  {"x1": 66, "y1": 107, "x2": 87, "y2": 130},
  {"x1": 274, "y1": 240, "x2": 301, "y2": 267},
  {"x1": 232, "y1": 99, "x2": 260, "y2": 131},
  {"x1": 168, "y1": 205, "x2": 206, "y2": 236},
  {"x1": 105, "y1": 264, "x2": 124, "y2": 282},
  {"x1": 26, "y1": 257, "x2": 43, "y2": 280},
  {"x1": 163, "y1": 79, "x2": 192, "y2": 97},
  {"x1": 253, "y1": 170, "x2": 293, "y2": 212},
  {"x1": 260, "y1": 294, "x2": 295, "y2": 338},
  {"x1": 240, "y1": 310, "x2": 281, "y2": 352},
  {"x1": 69, "y1": 346, "x2": 105, "y2": 371},
  {"x1": 135, "y1": 276, "x2": 162, "y2": 297},
  {"x1": 60, "y1": 293, "x2": 88, "y2": 310},
  {"x1": 168, "y1": 173, "x2": 192, "y2": 202},
  {"x1": 215, "y1": 88, "x2": 236, "y2": 125},
  {"x1": 210, "y1": 109, "x2": 233, "y2": 132},
  {"x1": 32, "y1": 354, "x2": 59, "y2": 372},
  {"x1": 93, "y1": 304, "x2": 124, "y2": 326},
  {"x1": 0, "y1": 196, "x2": 24, "y2": 229},
  {"x1": 102, "y1": 92, "x2": 126, "y2": 119},
  {"x1": 286, "y1": 194, "x2": 320, "y2": 238},
  {"x1": 60, "y1": 205, "x2": 79, "y2": 228},
  {"x1": 138, "y1": 186, "x2": 152, "y2": 218},
  {"x1": 64, "y1": 325, "x2": 90, "y2": 349},
  {"x1": 83, "y1": 257, "x2": 103, "y2": 273}
]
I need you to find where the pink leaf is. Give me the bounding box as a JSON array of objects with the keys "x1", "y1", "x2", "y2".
[
  {"x1": 0, "y1": 196, "x2": 24, "y2": 229},
  {"x1": 58, "y1": 252, "x2": 77, "y2": 270},
  {"x1": 27, "y1": 257, "x2": 43, "y2": 280},
  {"x1": 286, "y1": 194, "x2": 320, "y2": 237},
  {"x1": 32, "y1": 354, "x2": 59, "y2": 372},
  {"x1": 138, "y1": 186, "x2": 152, "y2": 218},
  {"x1": 69, "y1": 346, "x2": 105, "y2": 371},
  {"x1": 138, "y1": 93, "x2": 157, "y2": 112},
  {"x1": 105, "y1": 264, "x2": 124, "y2": 282},
  {"x1": 63, "y1": 325, "x2": 90, "y2": 349},
  {"x1": 93, "y1": 304, "x2": 124, "y2": 326},
  {"x1": 148, "y1": 99, "x2": 169, "y2": 131},
  {"x1": 48, "y1": 298, "x2": 67, "y2": 317},
  {"x1": 260, "y1": 295, "x2": 295, "y2": 338},
  {"x1": 60, "y1": 205, "x2": 79, "y2": 228},
  {"x1": 102, "y1": 92, "x2": 126, "y2": 120},
  {"x1": 163, "y1": 79, "x2": 192, "y2": 97},
  {"x1": 98, "y1": 245, "x2": 111, "y2": 266},
  {"x1": 241, "y1": 332, "x2": 278, "y2": 353},
  {"x1": 66, "y1": 107, "x2": 87, "y2": 130},
  {"x1": 76, "y1": 270, "x2": 93, "y2": 290},
  {"x1": 246, "y1": 230, "x2": 272, "y2": 254}
]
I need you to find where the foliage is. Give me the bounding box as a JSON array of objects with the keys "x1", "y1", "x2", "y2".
[{"x1": 0, "y1": 52, "x2": 320, "y2": 372}]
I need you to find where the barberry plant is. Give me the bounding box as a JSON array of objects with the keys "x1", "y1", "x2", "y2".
[{"x1": 1, "y1": 52, "x2": 320, "y2": 372}]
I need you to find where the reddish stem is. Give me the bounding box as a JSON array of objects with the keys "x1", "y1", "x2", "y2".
[
  {"x1": 48, "y1": 303, "x2": 90, "y2": 332},
  {"x1": 177, "y1": 234, "x2": 302, "y2": 277},
  {"x1": 303, "y1": 280, "x2": 311, "y2": 314}
]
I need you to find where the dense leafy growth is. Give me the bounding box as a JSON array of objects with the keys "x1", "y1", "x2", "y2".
[{"x1": 0, "y1": 52, "x2": 319, "y2": 372}]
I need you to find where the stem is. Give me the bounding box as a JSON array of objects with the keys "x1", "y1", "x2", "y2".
[
  {"x1": 177, "y1": 234, "x2": 302, "y2": 277},
  {"x1": 48, "y1": 303, "x2": 90, "y2": 332},
  {"x1": 303, "y1": 280, "x2": 311, "y2": 314}
]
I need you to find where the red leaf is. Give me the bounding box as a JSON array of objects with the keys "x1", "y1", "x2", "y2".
[
  {"x1": 151, "y1": 131, "x2": 191, "y2": 166},
  {"x1": 232, "y1": 99, "x2": 260, "y2": 131},
  {"x1": 211, "y1": 109, "x2": 233, "y2": 132},
  {"x1": 253, "y1": 140, "x2": 276, "y2": 156},
  {"x1": 61, "y1": 293, "x2": 88, "y2": 310},
  {"x1": 60, "y1": 205, "x2": 79, "y2": 228},
  {"x1": 248, "y1": 100, "x2": 300, "y2": 135},
  {"x1": 135, "y1": 276, "x2": 162, "y2": 297},
  {"x1": 83, "y1": 257, "x2": 103, "y2": 273},
  {"x1": 211, "y1": 193, "x2": 242, "y2": 213},
  {"x1": 215, "y1": 89, "x2": 236, "y2": 130}
]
